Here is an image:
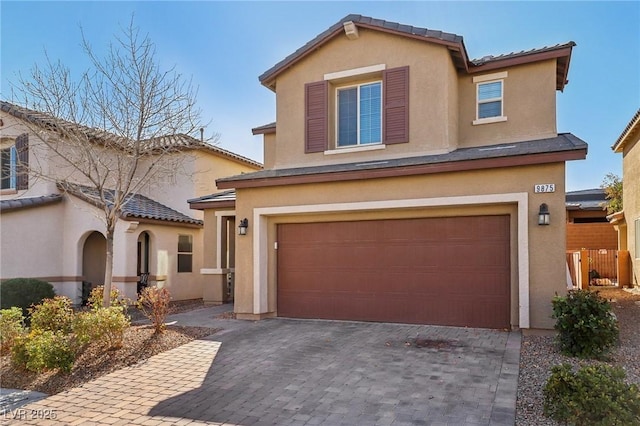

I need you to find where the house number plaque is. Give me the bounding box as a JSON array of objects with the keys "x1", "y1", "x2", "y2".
[{"x1": 534, "y1": 184, "x2": 555, "y2": 193}]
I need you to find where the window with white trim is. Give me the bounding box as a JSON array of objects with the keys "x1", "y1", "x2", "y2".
[
  {"x1": 0, "y1": 145, "x2": 17, "y2": 190},
  {"x1": 177, "y1": 234, "x2": 193, "y2": 273},
  {"x1": 477, "y1": 80, "x2": 503, "y2": 119},
  {"x1": 472, "y1": 71, "x2": 507, "y2": 125},
  {"x1": 337, "y1": 81, "x2": 382, "y2": 147}
]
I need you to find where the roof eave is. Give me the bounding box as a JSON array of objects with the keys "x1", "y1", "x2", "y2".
[
  {"x1": 470, "y1": 44, "x2": 575, "y2": 91},
  {"x1": 217, "y1": 147, "x2": 587, "y2": 190},
  {"x1": 612, "y1": 109, "x2": 640, "y2": 152}
]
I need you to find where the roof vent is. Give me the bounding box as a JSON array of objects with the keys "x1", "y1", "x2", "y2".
[{"x1": 343, "y1": 21, "x2": 359, "y2": 40}]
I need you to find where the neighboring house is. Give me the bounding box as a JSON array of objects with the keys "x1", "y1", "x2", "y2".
[
  {"x1": 0, "y1": 101, "x2": 262, "y2": 304},
  {"x1": 566, "y1": 188, "x2": 617, "y2": 250},
  {"x1": 195, "y1": 15, "x2": 588, "y2": 329},
  {"x1": 609, "y1": 108, "x2": 640, "y2": 287}
]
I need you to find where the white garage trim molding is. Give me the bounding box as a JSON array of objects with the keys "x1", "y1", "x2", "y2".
[{"x1": 252, "y1": 192, "x2": 530, "y2": 328}]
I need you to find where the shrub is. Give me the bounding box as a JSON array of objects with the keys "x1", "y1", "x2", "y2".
[
  {"x1": 0, "y1": 278, "x2": 55, "y2": 317},
  {"x1": 73, "y1": 306, "x2": 130, "y2": 350},
  {"x1": 0, "y1": 307, "x2": 26, "y2": 353},
  {"x1": 543, "y1": 363, "x2": 640, "y2": 425},
  {"x1": 29, "y1": 296, "x2": 74, "y2": 334},
  {"x1": 87, "y1": 285, "x2": 128, "y2": 311},
  {"x1": 552, "y1": 289, "x2": 619, "y2": 359},
  {"x1": 11, "y1": 329, "x2": 76, "y2": 373},
  {"x1": 137, "y1": 286, "x2": 171, "y2": 334}
]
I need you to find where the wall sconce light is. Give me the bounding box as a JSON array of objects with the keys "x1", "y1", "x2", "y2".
[
  {"x1": 238, "y1": 218, "x2": 249, "y2": 235},
  {"x1": 538, "y1": 203, "x2": 550, "y2": 226}
]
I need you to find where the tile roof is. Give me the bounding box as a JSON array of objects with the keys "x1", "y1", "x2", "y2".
[
  {"x1": 258, "y1": 14, "x2": 574, "y2": 91},
  {"x1": 0, "y1": 194, "x2": 63, "y2": 212},
  {"x1": 188, "y1": 190, "x2": 236, "y2": 210},
  {"x1": 60, "y1": 183, "x2": 203, "y2": 226},
  {"x1": 565, "y1": 188, "x2": 607, "y2": 211},
  {"x1": 0, "y1": 101, "x2": 262, "y2": 169},
  {"x1": 217, "y1": 133, "x2": 587, "y2": 186},
  {"x1": 612, "y1": 108, "x2": 640, "y2": 152}
]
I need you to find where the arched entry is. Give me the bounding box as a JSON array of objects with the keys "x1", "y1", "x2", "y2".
[
  {"x1": 82, "y1": 231, "x2": 106, "y2": 303},
  {"x1": 137, "y1": 231, "x2": 151, "y2": 294}
]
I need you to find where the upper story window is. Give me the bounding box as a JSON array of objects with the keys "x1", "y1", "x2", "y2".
[
  {"x1": 473, "y1": 71, "x2": 508, "y2": 125},
  {"x1": 177, "y1": 234, "x2": 193, "y2": 273},
  {"x1": 1, "y1": 145, "x2": 17, "y2": 190},
  {"x1": 478, "y1": 81, "x2": 503, "y2": 119},
  {"x1": 337, "y1": 81, "x2": 382, "y2": 147},
  {"x1": 0, "y1": 133, "x2": 28, "y2": 191},
  {"x1": 304, "y1": 65, "x2": 409, "y2": 154}
]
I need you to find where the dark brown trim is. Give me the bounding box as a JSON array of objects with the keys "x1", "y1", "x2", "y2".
[
  {"x1": 218, "y1": 148, "x2": 587, "y2": 190},
  {"x1": 121, "y1": 216, "x2": 203, "y2": 229},
  {"x1": 188, "y1": 200, "x2": 236, "y2": 210},
  {"x1": 252, "y1": 125, "x2": 276, "y2": 135}
]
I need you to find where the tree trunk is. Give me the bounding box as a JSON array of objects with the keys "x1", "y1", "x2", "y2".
[{"x1": 102, "y1": 227, "x2": 115, "y2": 307}]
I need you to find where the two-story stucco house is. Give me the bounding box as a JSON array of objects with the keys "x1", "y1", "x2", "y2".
[
  {"x1": 198, "y1": 15, "x2": 588, "y2": 329},
  {"x1": 609, "y1": 109, "x2": 640, "y2": 288},
  {"x1": 0, "y1": 101, "x2": 262, "y2": 304}
]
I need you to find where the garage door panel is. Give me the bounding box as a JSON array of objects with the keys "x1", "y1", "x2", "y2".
[{"x1": 277, "y1": 215, "x2": 510, "y2": 328}]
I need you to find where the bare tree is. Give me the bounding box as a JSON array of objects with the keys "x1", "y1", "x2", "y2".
[{"x1": 6, "y1": 17, "x2": 212, "y2": 306}]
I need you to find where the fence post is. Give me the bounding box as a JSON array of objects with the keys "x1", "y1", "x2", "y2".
[
  {"x1": 618, "y1": 250, "x2": 631, "y2": 287},
  {"x1": 580, "y1": 249, "x2": 590, "y2": 289}
]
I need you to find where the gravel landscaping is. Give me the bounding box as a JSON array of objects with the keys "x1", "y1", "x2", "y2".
[{"x1": 516, "y1": 287, "x2": 640, "y2": 425}]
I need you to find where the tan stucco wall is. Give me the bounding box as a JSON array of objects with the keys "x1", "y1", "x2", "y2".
[
  {"x1": 457, "y1": 60, "x2": 558, "y2": 148},
  {"x1": 233, "y1": 162, "x2": 567, "y2": 329},
  {"x1": 262, "y1": 133, "x2": 276, "y2": 170},
  {"x1": 266, "y1": 29, "x2": 558, "y2": 170},
  {"x1": 623, "y1": 135, "x2": 640, "y2": 285}
]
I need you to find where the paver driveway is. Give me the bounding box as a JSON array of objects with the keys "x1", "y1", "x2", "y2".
[{"x1": 3, "y1": 318, "x2": 520, "y2": 426}]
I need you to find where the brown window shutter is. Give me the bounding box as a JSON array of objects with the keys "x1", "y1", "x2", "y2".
[
  {"x1": 15, "y1": 133, "x2": 29, "y2": 190},
  {"x1": 305, "y1": 81, "x2": 328, "y2": 153},
  {"x1": 383, "y1": 66, "x2": 409, "y2": 144}
]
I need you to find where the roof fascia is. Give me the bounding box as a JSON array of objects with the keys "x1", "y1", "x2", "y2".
[
  {"x1": 259, "y1": 22, "x2": 469, "y2": 90},
  {"x1": 188, "y1": 200, "x2": 236, "y2": 210},
  {"x1": 120, "y1": 215, "x2": 203, "y2": 228},
  {"x1": 612, "y1": 110, "x2": 640, "y2": 152},
  {"x1": 217, "y1": 148, "x2": 587, "y2": 190}
]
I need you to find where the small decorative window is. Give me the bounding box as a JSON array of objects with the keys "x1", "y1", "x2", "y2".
[
  {"x1": 337, "y1": 81, "x2": 382, "y2": 147},
  {"x1": 472, "y1": 72, "x2": 507, "y2": 125},
  {"x1": 177, "y1": 235, "x2": 193, "y2": 273},
  {"x1": 0, "y1": 145, "x2": 17, "y2": 190},
  {"x1": 477, "y1": 81, "x2": 503, "y2": 119}
]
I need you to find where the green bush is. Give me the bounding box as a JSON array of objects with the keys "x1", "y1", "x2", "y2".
[
  {"x1": 543, "y1": 363, "x2": 640, "y2": 425},
  {"x1": 137, "y1": 286, "x2": 171, "y2": 334},
  {"x1": 0, "y1": 307, "x2": 26, "y2": 353},
  {"x1": 29, "y1": 296, "x2": 74, "y2": 334},
  {"x1": 552, "y1": 289, "x2": 619, "y2": 359},
  {"x1": 11, "y1": 329, "x2": 76, "y2": 373},
  {"x1": 73, "y1": 306, "x2": 130, "y2": 350},
  {"x1": 0, "y1": 278, "x2": 55, "y2": 317}
]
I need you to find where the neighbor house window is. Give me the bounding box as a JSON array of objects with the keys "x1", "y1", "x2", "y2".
[
  {"x1": 0, "y1": 145, "x2": 17, "y2": 190},
  {"x1": 337, "y1": 81, "x2": 382, "y2": 147},
  {"x1": 472, "y1": 71, "x2": 508, "y2": 125},
  {"x1": 177, "y1": 234, "x2": 193, "y2": 273}
]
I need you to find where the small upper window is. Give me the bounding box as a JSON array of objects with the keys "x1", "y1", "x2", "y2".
[
  {"x1": 472, "y1": 72, "x2": 507, "y2": 125},
  {"x1": 337, "y1": 81, "x2": 382, "y2": 147},
  {"x1": 177, "y1": 234, "x2": 193, "y2": 273},
  {"x1": 477, "y1": 80, "x2": 503, "y2": 119},
  {"x1": 0, "y1": 145, "x2": 17, "y2": 190}
]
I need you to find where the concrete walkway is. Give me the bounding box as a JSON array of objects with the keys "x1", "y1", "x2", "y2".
[{"x1": 2, "y1": 306, "x2": 521, "y2": 425}]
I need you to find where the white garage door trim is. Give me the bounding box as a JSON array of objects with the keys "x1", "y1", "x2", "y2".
[{"x1": 252, "y1": 192, "x2": 530, "y2": 328}]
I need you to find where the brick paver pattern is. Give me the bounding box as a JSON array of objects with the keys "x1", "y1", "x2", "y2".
[{"x1": 2, "y1": 319, "x2": 520, "y2": 426}]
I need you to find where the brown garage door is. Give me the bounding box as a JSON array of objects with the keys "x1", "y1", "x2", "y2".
[{"x1": 277, "y1": 215, "x2": 510, "y2": 329}]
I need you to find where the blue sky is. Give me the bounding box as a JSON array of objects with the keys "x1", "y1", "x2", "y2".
[{"x1": 1, "y1": 1, "x2": 638, "y2": 191}]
